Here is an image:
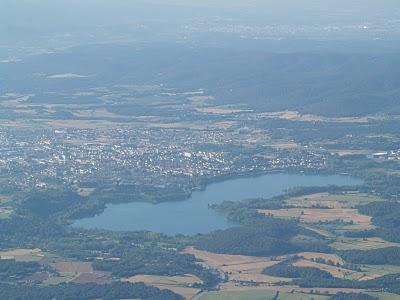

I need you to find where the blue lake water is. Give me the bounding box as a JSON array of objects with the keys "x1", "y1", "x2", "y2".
[{"x1": 73, "y1": 173, "x2": 362, "y2": 235}]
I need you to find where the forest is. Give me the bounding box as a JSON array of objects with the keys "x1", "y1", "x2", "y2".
[
  {"x1": 3, "y1": 45, "x2": 400, "y2": 117},
  {"x1": 0, "y1": 282, "x2": 183, "y2": 300},
  {"x1": 340, "y1": 247, "x2": 400, "y2": 265},
  {"x1": 194, "y1": 217, "x2": 331, "y2": 256}
]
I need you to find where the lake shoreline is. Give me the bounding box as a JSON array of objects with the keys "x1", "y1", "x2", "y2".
[{"x1": 73, "y1": 173, "x2": 362, "y2": 235}]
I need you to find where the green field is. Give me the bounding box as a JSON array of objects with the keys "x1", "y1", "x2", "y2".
[
  {"x1": 0, "y1": 194, "x2": 13, "y2": 203},
  {"x1": 42, "y1": 273, "x2": 76, "y2": 286},
  {"x1": 0, "y1": 207, "x2": 12, "y2": 219},
  {"x1": 199, "y1": 290, "x2": 400, "y2": 300},
  {"x1": 327, "y1": 193, "x2": 384, "y2": 208},
  {"x1": 199, "y1": 290, "x2": 329, "y2": 300},
  {"x1": 367, "y1": 292, "x2": 400, "y2": 300},
  {"x1": 361, "y1": 265, "x2": 400, "y2": 279},
  {"x1": 331, "y1": 237, "x2": 400, "y2": 251}
]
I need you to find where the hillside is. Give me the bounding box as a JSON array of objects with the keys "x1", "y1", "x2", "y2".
[{"x1": 1, "y1": 44, "x2": 400, "y2": 117}]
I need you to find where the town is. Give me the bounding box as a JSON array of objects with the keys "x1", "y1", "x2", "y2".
[{"x1": 0, "y1": 125, "x2": 327, "y2": 198}]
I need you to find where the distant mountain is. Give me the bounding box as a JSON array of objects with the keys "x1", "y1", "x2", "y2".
[{"x1": 1, "y1": 44, "x2": 399, "y2": 117}]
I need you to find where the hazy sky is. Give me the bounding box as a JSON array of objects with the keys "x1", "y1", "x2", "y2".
[
  {"x1": 1, "y1": 0, "x2": 399, "y2": 53},
  {"x1": 0, "y1": 0, "x2": 400, "y2": 25},
  {"x1": 3, "y1": 0, "x2": 400, "y2": 28}
]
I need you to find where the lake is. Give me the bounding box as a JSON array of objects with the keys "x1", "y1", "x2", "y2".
[{"x1": 73, "y1": 173, "x2": 362, "y2": 235}]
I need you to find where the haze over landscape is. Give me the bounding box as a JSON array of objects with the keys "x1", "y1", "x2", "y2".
[{"x1": 1, "y1": 1, "x2": 400, "y2": 300}]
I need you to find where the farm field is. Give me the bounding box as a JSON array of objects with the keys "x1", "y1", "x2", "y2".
[
  {"x1": 52, "y1": 261, "x2": 93, "y2": 273},
  {"x1": 331, "y1": 237, "x2": 400, "y2": 250},
  {"x1": 195, "y1": 106, "x2": 249, "y2": 115},
  {"x1": 285, "y1": 192, "x2": 383, "y2": 209},
  {"x1": 200, "y1": 290, "x2": 400, "y2": 300},
  {"x1": 258, "y1": 111, "x2": 392, "y2": 124},
  {"x1": 42, "y1": 273, "x2": 77, "y2": 286},
  {"x1": 258, "y1": 192, "x2": 384, "y2": 235},
  {"x1": 0, "y1": 248, "x2": 113, "y2": 286},
  {"x1": 182, "y1": 187, "x2": 400, "y2": 299},
  {"x1": 184, "y1": 247, "x2": 286, "y2": 284},
  {"x1": 184, "y1": 247, "x2": 278, "y2": 270},
  {"x1": 0, "y1": 206, "x2": 12, "y2": 219},
  {"x1": 259, "y1": 207, "x2": 374, "y2": 230},
  {"x1": 0, "y1": 248, "x2": 45, "y2": 262},
  {"x1": 123, "y1": 274, "x2": 202, "y2": 300},
  {"x1": 199, "y1": 289, "x2": 329, "y2": 300},
  {"x1": 295, "y1": 252, "x2": 344, "y2": 265},
  {"x1": 357, "y1": 265, "x2": 400, "y2": 280},
  {"x1": 0, "y1": 194, "x2": 13, "y2": 203},
  {"x1": 366, "y1": 292, "x2": 400, "y2": 300}
]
